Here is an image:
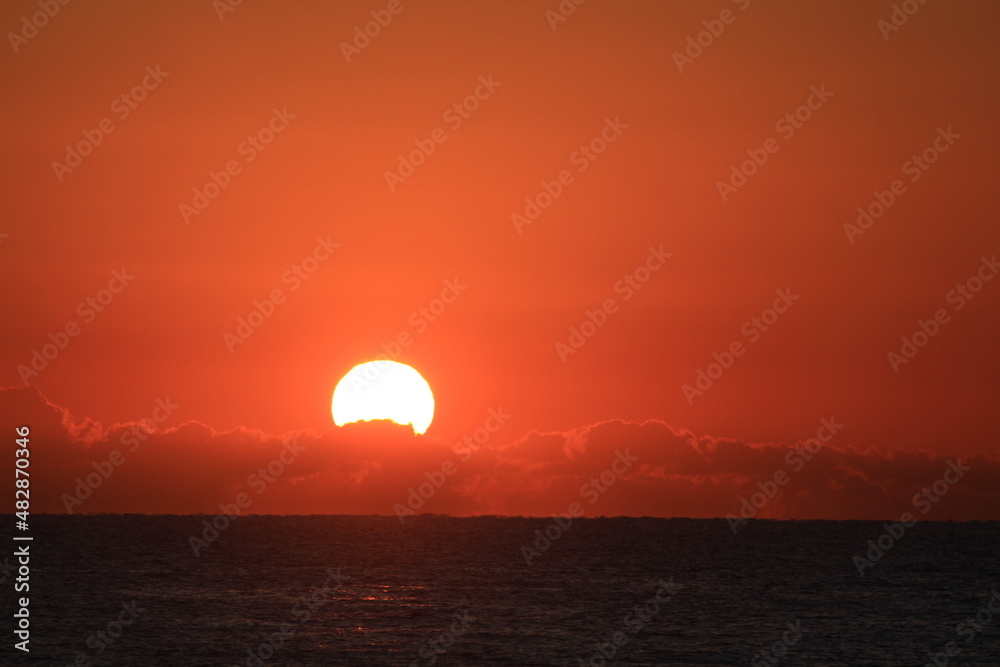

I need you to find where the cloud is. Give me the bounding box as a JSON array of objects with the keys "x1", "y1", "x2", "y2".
[{"x1": 4, "y1": 386, "x2": 999, "y2": 520}]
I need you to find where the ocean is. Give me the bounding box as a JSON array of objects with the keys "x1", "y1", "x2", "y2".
[{"x1": 5, "y1": 516, "x2": 999, "y2": 665}]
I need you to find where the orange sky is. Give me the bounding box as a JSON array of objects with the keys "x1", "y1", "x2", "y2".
[{"x1": 2, "y1": 0, "x2": 999, "y2": 519}]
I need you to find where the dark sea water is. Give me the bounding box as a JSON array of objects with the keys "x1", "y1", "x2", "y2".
[{"x1": 4, "y1": 516, "x2": 999, "y2": 666}]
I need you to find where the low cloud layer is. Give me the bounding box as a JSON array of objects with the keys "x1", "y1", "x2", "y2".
[{"x1": 4, "y1": 386, "x2": 998, "y2": 520}]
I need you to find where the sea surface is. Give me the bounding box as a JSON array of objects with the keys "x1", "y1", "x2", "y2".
[{"x1": 4, "y1": 516, "x2": 999, "y2": 666}]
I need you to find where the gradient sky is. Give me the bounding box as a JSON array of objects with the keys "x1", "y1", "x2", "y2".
[{"x1": 2, "y1": 0, "x2": 999, "y2": 519}]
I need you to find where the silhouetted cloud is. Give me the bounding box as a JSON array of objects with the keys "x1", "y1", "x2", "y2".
[{"x1": 4, "y1": 386, "x2": 998, "y2": 520}]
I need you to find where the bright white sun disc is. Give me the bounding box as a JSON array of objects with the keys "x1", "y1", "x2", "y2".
[{"x1": 331, "y1": 361, "x2": 434, "y2": 434}]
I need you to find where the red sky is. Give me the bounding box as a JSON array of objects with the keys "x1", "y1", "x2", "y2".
[{"x1": 2, "y1": 0, "x2": 999, "y2": 519}]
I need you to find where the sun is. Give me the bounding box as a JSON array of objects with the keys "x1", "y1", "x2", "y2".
[{"x1": 331, "y1": 361, "x2": 435, "y2": 434}]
